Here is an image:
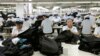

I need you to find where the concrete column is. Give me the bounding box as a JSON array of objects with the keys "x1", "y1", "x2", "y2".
[
  {"x1": 16, "y1": 4, "x2": 25, "y2": 18},
  {"x1": 28, "y1": 0, "x2": 33, "y2": 16}
]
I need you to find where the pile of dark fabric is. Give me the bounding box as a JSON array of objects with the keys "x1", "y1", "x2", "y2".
[
  {"x1": 79, "y1": 34, "x2": 100, "y2": 55},
  {"x1": 0, "y1": 27, "x2": 36, "y2": 56},
  {"x1": 55, "y1": 30, "x2": 79, "y2": 44},
  {"x1": 0, "y1": 37, "x2": 34, "y2": 56},
  {"x1": 4, "y1": 21, "x2": 15, "y2": 27},
  {"x1": 0, "y1": 26, "x2": 63, "y2": 56},
  {"x1": 18, "y1": 27, "x2": 62, "y2": 56},
  {"x1": 53, "y1": 30, "x2": 80, "y2": 56},
  {"x1": 71, "y1": 12, "x2": 78, "y2": 18},
  {"x1": 39, "y1": 35, "x2": 60, "y2": 56}
]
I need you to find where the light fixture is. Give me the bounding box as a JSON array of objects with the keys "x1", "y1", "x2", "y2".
[
  {"x1": 52, "y1": 6, "x2": 60, "y2": 10},
  {"x1": 36, "y1": 6, "x2": 49, "y2": 12}
]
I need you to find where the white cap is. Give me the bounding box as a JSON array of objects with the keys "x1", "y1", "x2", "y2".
[
  {"x1": 14, "y1": 18, "x2": 24, "y2": 24},
  {"x1": 16, "y1": 18, "x2": 24, "y2": 21},
  {"x1": 84, "y1": 15, "x2": 89, "y2": 19},
  {"x1": 67, "y1": 16, "x2": 74, "y2": 20},
  {"x1": 8, "y1": 14, "x2": 14, "y2": 17}
]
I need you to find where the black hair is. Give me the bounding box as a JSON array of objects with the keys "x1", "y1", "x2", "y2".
[
  {"x1": 42, "y1": 15, "x2": 49, "y2": 18},
  {"x1": 85, "y1": 17, "x2": 90, "y2": 20},
  {"x1": 27, "y1": 16, "x2": 30, "y2": 18},
  {"x1": 66, "y1": 18, "x2": 73, "y2": 22},
  {"x1": 49, "y1": 14, "x2": 52, "y2": 16},
  {"x1": 15, "y1": 21, "x2": 23, "y2": 24},
  {"x1": 24, "y1": 18, "x2": 28, "y2": 21}
]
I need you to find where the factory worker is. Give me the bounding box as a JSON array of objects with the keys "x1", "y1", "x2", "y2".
[
  {"x1": 63, "y1": 13, "x2": 74, "y2": 21},
  {"x1": 50, "y1": 14, "x2": 61, "y2": 23},
  {"x1": 74, "y1": 14, "x2": 82, "y2": 23},
  {"x1": 62, "y1": 19, "x2": 79, "y2": 35},
  {"x1": 81, "y1": 16, "x2": 92, "y2": 34},
  {"x1": 74, "y1": 14, "x2": 82, "y2": 27},
  {"x1": 88, "y1": 13, "x2": 96, "y2": 26},
  {"x1": 41, "y1": 15, "x2": 53, "y2": 34},
  {"x1": 23, "y1": 17, "x2": 31, "y2": 28},
  {"x1": 62, "y1": 19, "x2": 79, "y2": 43},
  {"x1": 94, "y1": 19, "x2": 100, "y2": 38},
  {"x1": 49, "y1": 14, "x2": 61, "y2": 34},
  {"x1": 11, "y1": 18, "x2": 29, "y2": 37}
]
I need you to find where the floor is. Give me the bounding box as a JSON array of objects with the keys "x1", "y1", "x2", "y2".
[{"x1": 33, "y1": 43, "x2": 97, "y2": 56}]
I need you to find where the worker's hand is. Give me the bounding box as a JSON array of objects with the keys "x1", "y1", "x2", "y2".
[
  {"x1": 96, "y1": 35, "x2": 100, "y2": 38},
  {"x1": 0, "y1": 23, "x2": 3, "y2": 26},
  {"x1": 98, "y1": 34, "x2": 100, "y2": 38},
  {"x1": 70, "y1": 30, "x2": 74, "y2": 34},
  {"x1": 94, "y1": 34, "x2": 100, "y2": 38},
  {"x1": 70, "y1": 30, "x2": 79, "y2": 35},
  {"x1": 67, "y1": 28, "x2": 71, "y2": 30}
]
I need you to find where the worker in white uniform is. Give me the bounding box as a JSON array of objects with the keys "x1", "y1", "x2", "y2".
[
  {"x1": 11, "y1": 19, "x2": 31, "y2": 47},
  {"x1": 41, "y1": 15, "x2": 53, "y2": 37},
  {"x1": 50, "y1": 14, "x2": 61, "y2": 34},
  {"x1": 27, "y1": 16, "x2": 33, "y2": 24},
  {"x1": 96, "y1": 17, "x2": 100, "y2": 23},
  {"x1": 51, "y1": 14, "x2": 61, "y2": 23},
  {"x1": 23, "y1": 18, "x2": 31, "y2": 28},
  {"x1": 62, "y1": 19, "x2": 79, "y2": 44},
  {"x1": 88, "y1": 13, "x2": 96, "y2": 26},
  {"x1": 11, "y1": 19, "x2": 29, "y2": 37},
  {"x1": 63, "y1": 13, "x2": 74, "y2": 21},
  {"x1": 81, "y1": 16, "x2": 92, "y2": 35},
  {"x1": 94, "y1": 26, "x2": 100, "y2": 38},
  {"x1": 63, "y1": 13, "x2": 68, "y2": 20},
  {"x1": 94, "y1": 21, "x2": 100, "y2": 38},
  {"x1": 74, "y1": 14, "x2": 82, "y2": 28},
  {"x1": 62, "y1": 19, "x2": 79, "y2": 35}
]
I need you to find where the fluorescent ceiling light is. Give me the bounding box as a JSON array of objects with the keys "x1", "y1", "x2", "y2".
[
  {"x1": 33, "y1": 9, "x2": 37, "y2": 11},
  {"x1": 52, "y1": 6, "x2": 60, "y2": 10},
  {"x1": 92, "y1": 1, "x2": 100, "y2": 3},
  {"x1": 56, "y1": 1, "x2": 95, "y2": 3},
  {"x1": 90, "y1": 7, "x2": 100, "y2": 10},
  {"x1": 78, "y1": 8, "x2": 86, "y2": 11},
  {"x1": 29, "y1": 0, "x2": 32, "y2": 1},
  {"x1": 37, "y1": 2, "x2": 54, "y2": 4},
  {"x1": 74, "y1": 1, "x2": 91, "y2": 3},
  {"x1": 36, "y1": 6, "x2": 49, "y2": 12}
]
